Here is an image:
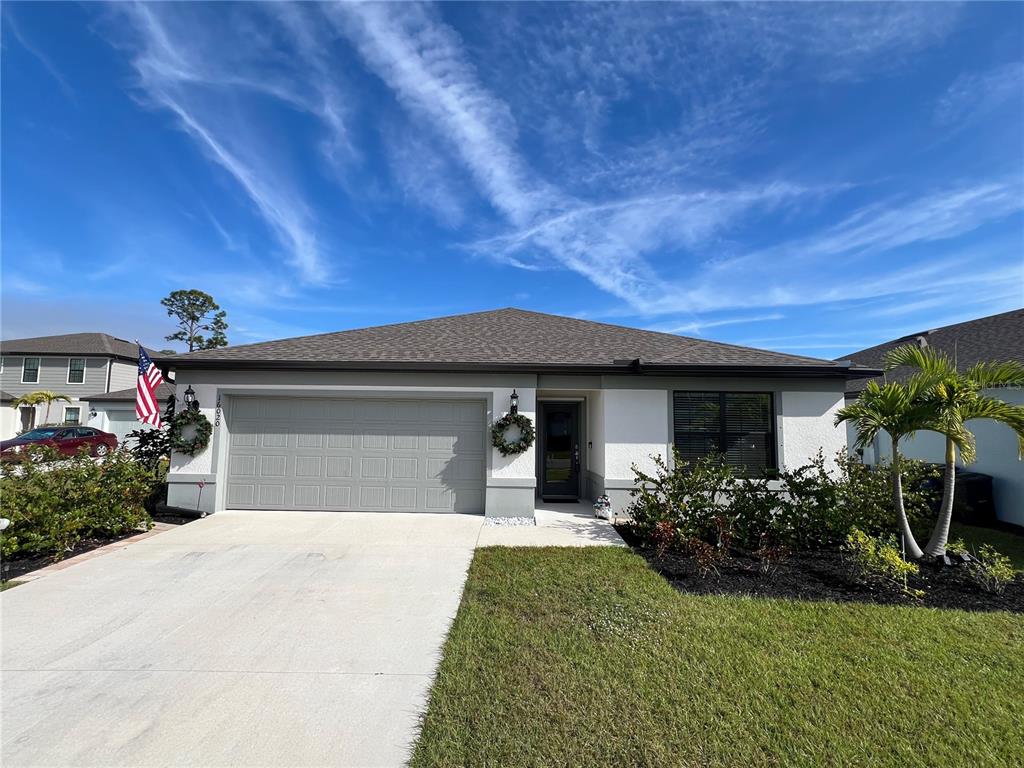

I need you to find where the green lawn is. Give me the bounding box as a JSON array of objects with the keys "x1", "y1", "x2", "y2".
[
  {"x1": 950, "y1": 523, "x2": 1024, "y2": 571},
  {"x1": 0, "y1": 580, "x2": 23, "y2": 592},
  {"x1": 412, "y1": 547, "x2": 1023, "y2": 768}
]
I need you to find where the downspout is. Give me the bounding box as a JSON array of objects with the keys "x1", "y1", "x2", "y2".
[{"x1": 105, "y1": 359, "x2": 112, "y2": 392}]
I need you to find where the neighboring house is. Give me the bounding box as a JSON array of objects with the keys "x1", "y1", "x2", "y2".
[
  {"x1": 84, "y1": 382, "x2": 176, "y2": 441},
  {"x1": 0, "y1": 391, "x2": 18, "y2": 440},
  {"x1": 841, "y1": 308, "x2": 1024, "y2": 526},
  {"x1": 162, "y1": 308, "x2": 876, "y2": 517},
  {"x1": 0, "y1": 333, "x2": 148, "y2": 440}
]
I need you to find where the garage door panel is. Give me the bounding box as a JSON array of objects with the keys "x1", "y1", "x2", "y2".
[
  {"x1": 259, "y1": 455, "x2": 288, "y2": 477},
  {"x1": 258, "y1": 485, "x2": 286, "y2": 506},
  {"x1": 227, "y1": 397, "x2": 485, "y2": 513},
  {"x1": 231, "y1": 424, "x2": 259, "y2": 448},
  {"x1": 294, "y1": 485, "x2": 321, "y2": 506},
  {"x1": 360, "y1": 457, "x2": 387, "y2": 480},
  {"x1": 295, "y1": 456, "x2": 322, "y2": 478},
  {"x1": 325, "y1": 486, "x2": 351, "y2": 507},
  {"x1": 359, "y1": 487, "x2": 386, "y2": 508},
  {"x1": 228, "y1": 484, "x2": 255, "y2": 507},
  {"x1": 393, "y1": 434, "x2": 419, "y2": 450},
  {"x1": 296, "y1": 432, "x2": 323, "y2": 449},
  {"x1": 391, "y1": 487, "x2": 417, "y2": 509},
  {"x1": 391, "y1": 457, "x2": 418, "y2": 480},
  {"x1": 326, "y1": 457, "x2": 353, "y2": 478},
  {"x1": 326, "y1": 430, "x2": 354, "y2": 449}
]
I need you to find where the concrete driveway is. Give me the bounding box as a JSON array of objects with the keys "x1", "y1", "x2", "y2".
[{"x1": 1, "y1": 511, "x2": 483, "y2": 767}]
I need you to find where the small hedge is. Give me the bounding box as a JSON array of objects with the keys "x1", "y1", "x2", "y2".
[
  {"x1": 628, "y1": 449, "x2": 939, "y2": 553},
  {"x1": 0, "y1": 446, "x2": 155, "y2": 560}
]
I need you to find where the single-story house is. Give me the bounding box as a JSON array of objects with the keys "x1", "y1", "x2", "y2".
[
  {"x1": 0, "y1": 333, "x2": 152, "y2": 439},
  {"x1": 84, "y1": 382, "x2": 176, "y2": 442},
  {"x1": 161, "y1": 308, "x2": 878, "y2": 518},
  {"x1": 841, "y1": 308, "x2": 1024, "y2": 527}
]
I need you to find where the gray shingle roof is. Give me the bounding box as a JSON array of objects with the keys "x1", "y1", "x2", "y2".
[
  {"x1": 0, "y1": 333, "x2": 150, "y2": 361},
  {"x1": 166, "y1": 308, "x2": 871, "y2": 377},
  {"x1": 840, "y1": 308, "x2": 1024, "y2": 395},
  {"x1": 84, "y1": 382, "x2": 175, "y2": 403}
]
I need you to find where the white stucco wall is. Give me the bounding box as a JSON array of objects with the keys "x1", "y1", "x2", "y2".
[
  {"x1": 779, "y1": 389, "x2": 846, "y2": 471},
  {"x1": 869, "y1": 387, "x2": 1024, "y2": 526},
  {"x1": 602, "y1": 388, "x2": 670, "y2": 481}
]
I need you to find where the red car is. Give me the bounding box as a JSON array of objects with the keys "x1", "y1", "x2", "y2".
[{"x1": 1, "y1": 426, "x2": 119, "y2": 460}]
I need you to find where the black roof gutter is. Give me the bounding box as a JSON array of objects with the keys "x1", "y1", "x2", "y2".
[{"x1": 159, "y1": 357, "x2": 882, "y2": 380}]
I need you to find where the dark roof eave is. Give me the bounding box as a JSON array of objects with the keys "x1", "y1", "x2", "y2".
[
  {"x1": 161, "y1": 357, "x2": 881, "y2": 379},
  {"x1": 0, "y1": 350, "x2": 138, "y2": 363}
]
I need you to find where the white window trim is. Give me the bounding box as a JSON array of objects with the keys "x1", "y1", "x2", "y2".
[
  {"x1": 67, "y1": 357, "x2": 87, "y2": 384},
  {"x1": 63, "y1": 406, "x2": 82, "y2": 425},
  {"x1": 21, "y1": 357, "x2": 40, "y2": 384}
]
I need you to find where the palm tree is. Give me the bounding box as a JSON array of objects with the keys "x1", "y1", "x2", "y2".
[
  {"x1": 884, "y1": 345, "x2": 1024, "y2": 556},
  {"x1": 835, "y1": 377, "x2": 950, "y2": 560},
  {"x1": 10, "y1": 391, "x2": 72, "y2": 426}
]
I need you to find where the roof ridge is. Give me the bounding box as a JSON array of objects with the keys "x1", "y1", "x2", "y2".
[{"x1": 488, "y1": 308, "x2": 838, "y2": 366}]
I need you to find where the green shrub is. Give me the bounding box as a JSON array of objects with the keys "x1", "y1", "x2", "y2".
[
  {"x1": 966, "y1": 545, "x2": 1016, "y2": 595},
  {"x1": 628, "y1": 449, "x2": 940, "y2": 555},
  {"x1": 844, "y1": 527, "x2": 922, "y2": 597},
  {"x1": 628, "y1": 451, "x2": 733, "y2": 543},
  {"x1": 0, "y1": 446, "x2": 155, "y2": 560}
]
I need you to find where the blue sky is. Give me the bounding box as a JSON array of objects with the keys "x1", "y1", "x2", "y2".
[{"x1": 2, "y1": 2, "x2": 1022, "y2": 358}]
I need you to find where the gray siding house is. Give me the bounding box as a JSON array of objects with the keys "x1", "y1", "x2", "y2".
[{"x1": 0, "y1": 333, "x2": 146, "y2": 439}]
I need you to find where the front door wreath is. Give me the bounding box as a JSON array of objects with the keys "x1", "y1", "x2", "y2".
[
  {"x1": 170, "y1": 409, "x2": 213, "y2": 456},
  {"x1": 491, "y1": 413, "x2": 535, "y2": 456}
]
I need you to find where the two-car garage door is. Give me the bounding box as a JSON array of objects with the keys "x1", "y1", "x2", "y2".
[{"x1": 225, "y1": 396, "x2": 486, "y2": 513}]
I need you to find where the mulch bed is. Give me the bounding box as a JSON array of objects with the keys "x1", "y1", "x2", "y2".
[
  {"x1": 1, "y1": 511, "x2": 195, "y2": 583},
  {"x1": 615, "y1": 525, "x2": 1024, "y2": 613}
]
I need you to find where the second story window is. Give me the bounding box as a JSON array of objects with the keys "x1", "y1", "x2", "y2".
[
  {"x1": 22, "y1": 357, "x2": 40, "y2": 384},
  {"x1": 67, "y1": 358, "x2": 86, "y2": 384}
]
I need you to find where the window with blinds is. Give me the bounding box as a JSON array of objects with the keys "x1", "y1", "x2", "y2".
[{"x1": 672, "y1": 391, "x2": 776, "y2": 477}]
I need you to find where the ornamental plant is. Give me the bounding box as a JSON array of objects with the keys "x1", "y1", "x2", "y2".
[
  {"x1": 965, "y1": 544, "x2": 1017, "y2": 595},
  {"x1": 0, "y1": 445, "x2": 155, "y2": 560},
  {"x1": 883, "y1": 345, "x2": 1024, "y2": 557},
  {"x1": 843, "y1": 527, "x2": 922, "y2": 598}
]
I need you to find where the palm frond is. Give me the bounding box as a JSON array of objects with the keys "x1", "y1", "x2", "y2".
[
  {"x1": 965, "y1": 360, "x2": 1024, "y2": 389},
  {"x1": 884, "y1": 344, "x2": 956, "y2": 379}
]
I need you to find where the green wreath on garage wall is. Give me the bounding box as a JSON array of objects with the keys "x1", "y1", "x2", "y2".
[
  {"x1": 491, "y1": 413, "x2": 535, "y2": 457},
  {"x1": 169, "y1": 409, "x2": 213, "y2": 456}
]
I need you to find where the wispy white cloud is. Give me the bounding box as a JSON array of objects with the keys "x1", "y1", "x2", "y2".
[
  {"x1": 935, "y1": 61, "x2": 1024, "y2": 128},
  {"x1": 652, "y1": 313, "x2": 786, "y2": 336},
  {"x1": 3, "y1": 8, "x2": 75, "y2": 99},
  {"x1": 331, "y1": 2, "x2": 556, "y2": 227},
  {"x1": 116, "y1": 3, "x2": 332, "y2": 284},
  {"x1": 714, "y1": 182, "x2": 1024, "y2": 273}
]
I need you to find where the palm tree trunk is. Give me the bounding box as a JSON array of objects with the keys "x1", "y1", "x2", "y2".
[
  {"x1": 891, "y1": 441, "x2": 924, "y2": 560},
  {"x1": 924, "y1": 437, "x2": 956, "y2": 557},
  {"x1": 44, "y1": 399, "x2": 52, "y2": 425}
]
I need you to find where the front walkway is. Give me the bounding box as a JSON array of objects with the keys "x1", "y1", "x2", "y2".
[{"x1": 478, "y1": 500, "x2": 626, "y2": 547}]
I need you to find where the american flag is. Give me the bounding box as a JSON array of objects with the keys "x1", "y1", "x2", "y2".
[{"x1": 136, "y1": 346, "x2": 165, "y2": 428}]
